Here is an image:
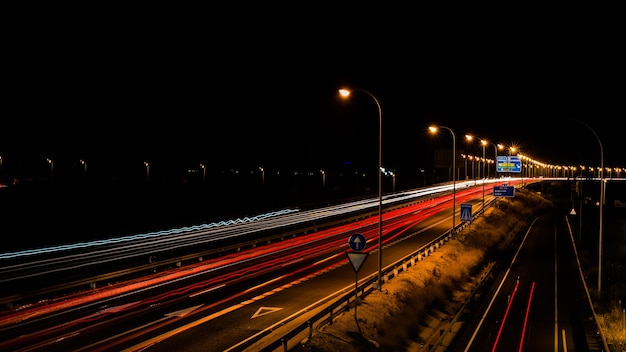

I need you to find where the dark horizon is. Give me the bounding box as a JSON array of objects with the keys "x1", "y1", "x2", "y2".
[
  {"x1": 3, "y1": 6, "x2": 624, "y2": 249},
  {"x1": 3, "y1": 9, "x2": 624, "y2": 177}
]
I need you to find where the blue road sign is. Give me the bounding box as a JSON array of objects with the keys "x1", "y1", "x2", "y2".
[
  {"x1": 496, "y1": 156, "x2": 522, "y2": 173},
  {"x1": 509, "y1": 156, "x2": 521, "y2": 173},
  {"x1": 348, "y1": 233, "x2": 366, "y2": 252},
  {"x1": 493, "y1": 185, "x2": 515, "y2": 197},
  {"x1": 460, "y1": 203, "x2": 472, "y2": 222}
]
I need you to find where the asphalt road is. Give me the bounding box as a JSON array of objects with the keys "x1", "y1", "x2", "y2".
[
  {"x1": 122, "y1": 199, "x2": 457, "y2": 352},
  {"x1": 448, "y1": 209, "x2": 605, "y2": 352},
  {"x1": 2, "y1": 179, "x2": 622, "y2": 351}
]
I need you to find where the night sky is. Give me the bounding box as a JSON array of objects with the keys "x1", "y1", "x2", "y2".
[{"x1": 2, "y1": 8, "x2": 623, "y2": 180}]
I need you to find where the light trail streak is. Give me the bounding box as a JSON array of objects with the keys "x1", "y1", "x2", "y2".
[
  {"x1": 492, "y1": 280, "x2": 520, "y2": 352},
  {"x1": 1, "y1": 181, "x2": 500, "y2": 329},
  {"x1": 0, "y1": 178, "x2": 527, "y2": 351},
  {"x1": 1, "y1": 178, "x2": 518, "y2": 261},
  {"x1": 518, "y1": 281, "x2": 535, "y2": 352},
  {"x1": 0, "y1": 208, "x2": 300, "y2": 260}
]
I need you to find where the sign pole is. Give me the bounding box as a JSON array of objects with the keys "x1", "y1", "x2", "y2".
[
  {"x1": 347, "y1": 233, "x2": 368, "y2": 334},
  {"x1": 354, "y1": 271, "x2": 360, "y2": 333}
]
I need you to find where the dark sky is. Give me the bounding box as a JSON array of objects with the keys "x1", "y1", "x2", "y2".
[{"x1": 2, "y1": 7, "x2": 623, "y2": 179}]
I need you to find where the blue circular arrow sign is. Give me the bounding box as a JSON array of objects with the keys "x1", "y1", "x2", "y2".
[{"x1": 348, "y1": 233, "x2": 366, "y2": 252}]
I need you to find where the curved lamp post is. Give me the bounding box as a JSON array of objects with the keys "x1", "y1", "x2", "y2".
[
  {"x1": 492, "y1": 143, "x2": 503, "y2": 179},
  {"x1": 429, "y1": 126, "x2": 456, "y2": 237},
  {"x1": 575, "y1": 120, "x2": 604, "y2": 295},
  {"x1": 144, "y1": 161, "x2": 150, "y2": 181},
  {"x1": 467, "y1": 134, "x2": 489, "y2": 215},
  {"x1": 80, "y1": 159, "x2": 87, "y2": 174},
  {"x1": 47, "y1": 158, "x2": 54, "y2": 179},
  {"x1": 339, "y1": 88, "x2": 384, "y2": 290},
  {"x1": 464, "y1": 134, "x2": 474, "y2": 179},
  {"x1": 480, "y1": 139, "x2": 487, "y2": 215}
]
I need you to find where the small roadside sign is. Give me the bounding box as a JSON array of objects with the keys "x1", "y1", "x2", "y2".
[
  {"x1": 460, "y1": 203, "x2": 472, "y2": 222},
  {"x1": 493, "y1": 185, "x2": 515, "y2": 197},
  {"x1": 348, "y1": 233, "x2": 366, "y2": 252}
]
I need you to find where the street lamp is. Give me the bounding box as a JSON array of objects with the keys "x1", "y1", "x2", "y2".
[
  {"x1": 492, "y1": 143, "x2": 503, "y2": 179},
  {"x1": 144, "y1": 161, "x2": 150, "y2": 181},
  {"x1": 258, "y1": 166, "x2": 264, "y2": 185},
  {"x1": 467, "y1": 134, "x2": 489, "y2": 216},
  {"x1": 429, "y1": 125, "x2": 456, "y2": 238},
  {"x1": 339, "y1": 88, "x2": 384, "y2": 290},
  {"x1": 480, "y1": 139, "x2": 487, "y2": 215},
  {"x1": 461, "y1": 154, "x2": 468, "y2": 180},
  {"x1": 574, "y1": 120, "x2": 604, "y2": 295},
  {"x1": 465, "y1": 134, "x2": 474, "y2": 179},
  {"x1": 200, "y1": 163, "x2": 206, "y2": 182},
  {"x1": 47, "y1": 158, "x2": 54, "y2": 179},
  {"x1": 80, "y1": 159, "x2": 87, "y2": 174}
]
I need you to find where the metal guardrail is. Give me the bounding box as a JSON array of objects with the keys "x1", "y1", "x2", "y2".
[
  {"x1": 0, "y1": 194, "x2": 437, "y2": 308},
  {"x1": 251, "y1": 199, "x2": 494, "y2": 352}
]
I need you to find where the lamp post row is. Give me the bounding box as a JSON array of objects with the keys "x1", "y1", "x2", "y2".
[{"x1": 0, "y1": 91, "x2": 610, "y2": 297}]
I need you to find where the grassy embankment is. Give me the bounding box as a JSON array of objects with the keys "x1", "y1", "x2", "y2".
[{"x1": 297, "y1": 190, "x2": 553, "y2": 351}]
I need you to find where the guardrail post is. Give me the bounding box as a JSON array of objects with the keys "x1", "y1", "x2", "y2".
[
  {"x1": 329, "y1": 307, "x2": 334, "y2": 325},
  {"x1": 281, "y1": 338, "x2": 287, "y2": 351},
  {"x1": 308, "y1": 320, "x2": 313, "y2": 340}
]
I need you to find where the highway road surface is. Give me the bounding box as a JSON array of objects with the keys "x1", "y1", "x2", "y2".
[
  {"x1": 1, "y1": 180, "x2": 511, "y2": 351},
  {"x1": 447, "y1": 209, "x2": 606, "y2": 351}
]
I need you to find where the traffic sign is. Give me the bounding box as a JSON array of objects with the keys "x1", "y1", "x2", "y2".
[
  {"x1": 346, "y1": 252, "x2": 368, "y2": 272},
  {"x1": 493, "y1": 185, "x2": 515, "y2": 197},
  {"x1": 348, "y1": 233, "x2": 366, "y2": 252},
  {"x1": 460, "y1": 203, "x2": 472, "y2": 222},
  {"x1": 496, "y1": 156, "x2": 522, "y2": 173},
  {"x1": 509, "y1": 156, "x2": 521, "y2": 172}
]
